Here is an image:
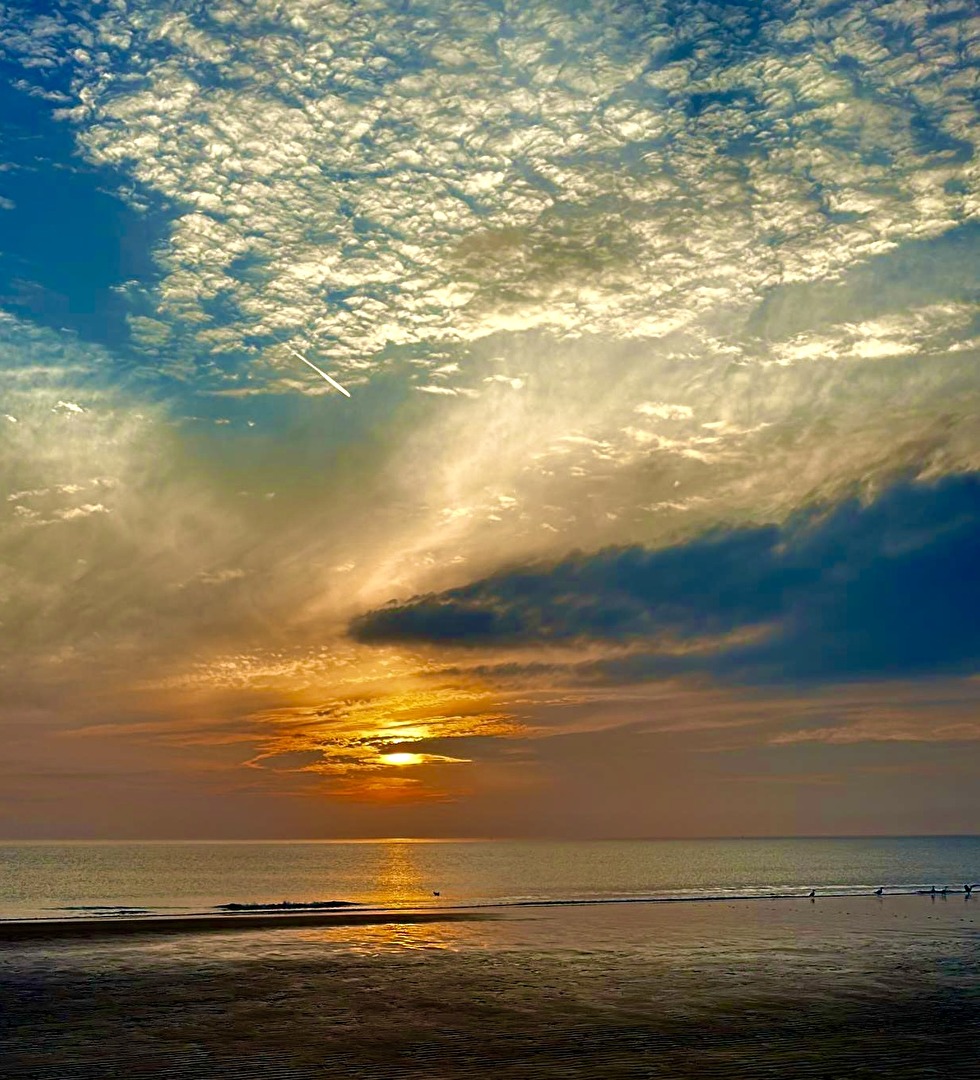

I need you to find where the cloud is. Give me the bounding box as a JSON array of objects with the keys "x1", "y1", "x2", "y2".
[
  {"x1": 1, "y1": 0, "x2": 976, "y2": 622},
  {"x1": 352, "y1": 472, "x2": 980, "y2": 682},
  {"x1": 353, "y1": 525, "x2": 793, "y2": 644},
  {"x1": 771, "y1": 719, "x2": 980, "y2": 745},
  {"x1": 0, "y1": 317, "x2": 262, "y2": 684},
  {"x1": 0, "y1": 1, "x2": 978, "y2": 833},
  {"x1": 2, "y1": 0, "x2": 976, "y2": 388}
]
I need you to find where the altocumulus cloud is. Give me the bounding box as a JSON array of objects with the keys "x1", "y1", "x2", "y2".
[
  {"x1": 352, "y1": 473, "x2": 980, "y2": 683},
  {"x1": 1, "y1": 0, "x2": 976, "y2": 387}
]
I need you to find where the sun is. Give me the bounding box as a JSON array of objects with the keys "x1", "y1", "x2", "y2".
[{"x1": 378, "y1": 752, "x2": 424, "y2": 767}]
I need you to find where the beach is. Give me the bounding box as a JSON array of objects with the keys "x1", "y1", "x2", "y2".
[{"x1": 2, "y1": 893, "x2": 976, "y2": 1078}]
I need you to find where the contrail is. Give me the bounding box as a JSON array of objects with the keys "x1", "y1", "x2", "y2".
[{"x1": 281, "y1": 340, "x2": 351, "y2": 397}]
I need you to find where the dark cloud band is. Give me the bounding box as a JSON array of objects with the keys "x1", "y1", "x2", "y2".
[{"x1": 352, "y1": 473, "x2": 980, "y2": 682}]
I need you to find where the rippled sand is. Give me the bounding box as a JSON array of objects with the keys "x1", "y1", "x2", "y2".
[{"x1": 2, "y1": 895, "x2": 977, "y2": 1078}]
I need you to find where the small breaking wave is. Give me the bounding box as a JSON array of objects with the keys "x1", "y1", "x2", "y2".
[
  {"x1": 490, "y1": 885, "x2": 975, "y2": 907},
  {"x1": 215, "y1": 900, "x2": 361, "y2": 912},
  {"x1": 53, "y1": 905, "x2": 154, "y2": 916}
]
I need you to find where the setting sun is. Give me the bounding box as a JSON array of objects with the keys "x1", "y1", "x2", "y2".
[{"x1": 378, "y1": 752, "x2": 425, "y2": 767}]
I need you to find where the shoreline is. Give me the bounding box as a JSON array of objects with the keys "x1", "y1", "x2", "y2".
[{"x1": 1, "y1": 888, "x2": 972, "y2": 942}]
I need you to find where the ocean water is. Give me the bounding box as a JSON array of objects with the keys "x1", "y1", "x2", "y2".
[
  {"x1": 2, "y1": 840, "x2": 978, "y2": 1077},
  {"x1": 1, "y1": 835, "x2": 978, "y2": 920}
]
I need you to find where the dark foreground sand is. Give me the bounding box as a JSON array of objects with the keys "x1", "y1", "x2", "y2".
[{"x1": 1, "y1": 894, "x2": 977, "y2": 1079}]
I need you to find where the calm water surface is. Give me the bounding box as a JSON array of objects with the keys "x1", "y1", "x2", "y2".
[{"x1": 1, "y1": 836, "x2": 978, "y2": 919}]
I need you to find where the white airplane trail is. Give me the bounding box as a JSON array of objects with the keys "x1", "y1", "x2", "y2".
[{"x1": 282, "y1": 341, "x2": 351, "y2": 397}]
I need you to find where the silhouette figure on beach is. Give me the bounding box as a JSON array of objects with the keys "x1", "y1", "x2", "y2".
[
  {"x1": 874, "y1": 887, "x2": 884, "y2": 896},
  {"x1": 808, "y1": 889, "x2": 815, "y2": 900}
]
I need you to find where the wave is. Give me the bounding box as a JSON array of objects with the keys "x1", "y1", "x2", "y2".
[
  {"x1": 215, "y1": 900, "x2": 360, "y2": 912},
  {"x1": 53, "y1": 905, "x2": 154, "y2": 915},
  {"x1": 490, "y1": 885, "x2": 974, "y2": 907}
]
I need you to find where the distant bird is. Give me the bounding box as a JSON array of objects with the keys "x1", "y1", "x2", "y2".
[
  {"x1": 432, "y1": 891, "x2": 440, "y2": 897},
  {"x1": 874, "y1": 887, "x2": 884, "y2": 897},
  {"x1": 808, "y1": 889, "x2": 815, "y2": 899}
]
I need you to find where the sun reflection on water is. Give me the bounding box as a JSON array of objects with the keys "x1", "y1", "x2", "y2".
[{"x1": 359, "y1": 840, "x2": 434, "y2": 908}]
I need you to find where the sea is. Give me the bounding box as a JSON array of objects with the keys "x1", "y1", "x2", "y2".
[
  {"x1": 2, "y1": 838, "x2": 978, "y2": 1078},
  {"x1": 1, "y1": 835, "x2": 978, "y2": 919}
]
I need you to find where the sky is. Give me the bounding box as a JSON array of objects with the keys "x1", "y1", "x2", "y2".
[{"x1": 0, "y1": 0, "x2": 978, "y2": 840}]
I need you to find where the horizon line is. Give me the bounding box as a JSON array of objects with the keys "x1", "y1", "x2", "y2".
[{"x1": 3, "y1": 833, "x2": 978, "y2": 844}]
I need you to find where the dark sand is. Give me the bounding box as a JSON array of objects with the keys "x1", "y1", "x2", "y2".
[
  {"x1": 1, "y1": 894, "x2": 976, "y2": 1078},
  {"x1": 0, "y1": 907, "x2": 490, "y2": 942}
]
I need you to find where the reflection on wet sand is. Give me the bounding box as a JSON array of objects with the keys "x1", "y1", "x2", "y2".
[{"x1": 2, "y1": 896, "x2": 977, "y2": 1078}]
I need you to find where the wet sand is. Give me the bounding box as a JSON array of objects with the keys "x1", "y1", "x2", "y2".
[
  {"x1": 0, "y1": 907, "x2": 491, "y2": 942},
  {"x1": 2, "y1": 894, "x2": 977, "y2": 1078}
]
